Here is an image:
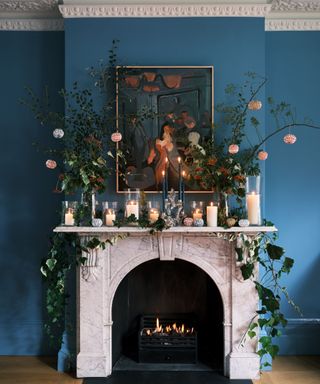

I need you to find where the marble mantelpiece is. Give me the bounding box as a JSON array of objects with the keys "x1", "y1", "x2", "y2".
[{"x1": 54, "y1": 226, "x2": 276, "y2": 379}]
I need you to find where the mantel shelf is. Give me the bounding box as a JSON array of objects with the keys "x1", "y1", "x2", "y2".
[{"x1": 54, "y1": 225, "x2": 277, "y2": 234}]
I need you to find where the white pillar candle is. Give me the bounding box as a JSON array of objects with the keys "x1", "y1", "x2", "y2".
[
  {"x1": 193, "y1": 209, "x2": 203, "y2": 221},
  {"x1": 105, "y1": 210, "x2": 116, "y2": 226},
  {"x1": 65, "y1": 210, "x2": 74, "y2": 226},
  {"x1": 149, "y1": 209, "x2": 159, "y2": 223},
  {"x1": 126, "y1": 201, "x2": 139, "y2": 219},
  {"x1": 206, "y1": 202, "x2": 218, "y2": 227},
  {"x1": 246, "y1": 192, "x2": 261, "y2": 225}
]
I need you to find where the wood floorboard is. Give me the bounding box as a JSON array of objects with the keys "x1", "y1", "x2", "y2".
[{"x1": 0, "y1": 356, "x2": 319, "y2": 384}]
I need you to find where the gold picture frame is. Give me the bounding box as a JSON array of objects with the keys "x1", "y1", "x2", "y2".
[{"x1": 116, "y1": 66, "x2": 214, "y2": 193}]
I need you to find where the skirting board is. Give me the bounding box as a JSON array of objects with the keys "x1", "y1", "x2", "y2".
[
  {"x1": 0, "y1": 318, "x2": 319, "y2": 356},
  {"x1": 277, "y1": 318, "x2": 320, "y2": 355}
]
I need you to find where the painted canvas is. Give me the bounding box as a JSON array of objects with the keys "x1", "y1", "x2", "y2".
[{"x1": 116, "y1": 66, "x2": 213, "y2": 193}]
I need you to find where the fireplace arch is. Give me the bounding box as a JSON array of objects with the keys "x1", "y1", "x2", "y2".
[{"x1": 111, "y1": 258, "x2": 225, "y2": 369}]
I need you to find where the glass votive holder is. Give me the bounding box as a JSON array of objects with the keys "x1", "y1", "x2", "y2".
[
  {"x1": 190, "y1": 201, "x2": 204, "y2": 221},
  {"x1": 62, "y1": 201, "x2": 78, "y2": 226},
  {"x1": 125, "y1": 189, "x2": 140, "y2": 219},
  {"x1": 147, "y1": 201, "x2": 160, "y2": 223},
  {"x1": 102, "y1": 202, "x2": 118, "y2": 226},
  {"x1": 245, "y1": 175, "x2": 262, "y2": 226}
]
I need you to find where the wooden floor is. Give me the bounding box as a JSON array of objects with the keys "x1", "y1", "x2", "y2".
[{"x1": 0, "y1": 356, "x2": 319, "y2": 384}]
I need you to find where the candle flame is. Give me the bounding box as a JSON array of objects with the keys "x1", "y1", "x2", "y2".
[
  {"x1": 165, "y1": 157, "x2": 168, "y2": 163},
  {"x1": 182, "y1": 170, "x2": 186, "y2": 177},
  {"x1": 210, "y1": 202, "x2": 213, "y2": 206},
  {"x1": 162, "y1": 170, "x2": 165, "y2": 177},
  {"x1": 178, "y1": 156, "x2": 181, "y2": 163}
]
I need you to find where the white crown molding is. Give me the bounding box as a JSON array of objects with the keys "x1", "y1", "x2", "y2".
[
  {"x1": 271, "y1": 0, "x2": 320, "y2": 13},
  {"x1": 0, "y1": 1, "x2": 320, "y2": 31},
  {"x1": 0, "y1": 18, "x2": 64, "y2": 30},
  {"x1": 58, "y1": 3, "x2": 272, "y2": 18},
  {"x1": 266, "y1": 18, "x2": 320, "y2": 30},
  {"x1": 0, "y1": 0, "x2": 59, "y2": 13}
]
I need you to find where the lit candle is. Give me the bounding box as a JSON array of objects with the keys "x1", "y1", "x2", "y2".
[
  {"x1": 246, "y1": 191, "x2": 261, "y2": 225},
  {"x1": 149, "y1": 208, "x2": 159, "y2": 223},
  {"x1": 193, "y1": 208, "x2": 203, "y2": 221},
  {"x1": 178, "y1": 156, "x2": 182, "y2": 200},
  {"x1": 162, "y1": 170, "x2": 166, "y2": 209},
  {"x1": 181, "y1": 170, "x2": 186, "y2": 204},
  {"x1": 64, "y1": 209, "x2": 74, "y2": 226},
  {"x1": 206, "y1": 202, "x2": 218, "y2": 227},
  {"x1": 165, "y1": 157, "x2": 169, "y2": 194},
  {"x1": 126, "y1": 200, "x2": 139, "y2": 219},
  {"x1": 105, "y1": 209, "x2": 116, "y2": 226}
]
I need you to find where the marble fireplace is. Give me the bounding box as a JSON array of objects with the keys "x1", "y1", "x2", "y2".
[{"x1": 55, "y1": 226, "x2": 275, "y2": 379}]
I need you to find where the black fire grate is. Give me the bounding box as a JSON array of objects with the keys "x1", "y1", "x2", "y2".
[{"x1": 138, "y1": 314, "x2": 197, "y2": 364}]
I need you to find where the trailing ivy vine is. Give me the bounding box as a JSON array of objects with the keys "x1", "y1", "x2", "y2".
[{"x1": 233, "y1": 226, "x2": 300, "y2": 367}]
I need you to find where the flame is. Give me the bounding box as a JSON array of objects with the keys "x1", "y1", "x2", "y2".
[{"x1": 144, "y1": 318, "x2": 194, "y2": 336}]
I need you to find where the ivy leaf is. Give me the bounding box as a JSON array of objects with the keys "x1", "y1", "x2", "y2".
[
  {"x1": 86, "y1": 237, "x2": 101, "y2": 249},
  {"x1": 240, "y1": 263, "x2": 254, "y2": 280},
  {"x1": 281, "y1": 257, "x2": 294, "y2": 273},
  {"x1": 266, "y1": 243, "x2": 285, "y2": 260},
  {"x1": 40, "y1": 266, "x2": 47, "y2": 277},
  {"x1": 235, "y1": 247, "x2": 243, "y2": 262},
  {"x1": 248, "y1": 330, "x2": 256, "y2": 338},
  {"x1": 46, "y1": 258, "x2": 57, "y2": 271},
  {"x1": 80, "y1": 169, "x2": 90, "y2": 185}
]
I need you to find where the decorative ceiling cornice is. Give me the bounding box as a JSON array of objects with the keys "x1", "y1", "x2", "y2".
[
  {"x1": 271, "y1": 0, "x2": 320, "y2": 12},
  {"x1": 266, "y1": 18, "x2": 320, "y2": 31},
  {"x1": 0, "y1": 0, "x2": 59, "y2": 12},
  {"x1": 58, "y1": 3, "x2": 272, "y2": 18},
  {"x1": 0, "y1": 18, "x2": 64, "y2": 31},
  {"x1": 1, "y1": 1, "x2": 320, "y2": 31}
]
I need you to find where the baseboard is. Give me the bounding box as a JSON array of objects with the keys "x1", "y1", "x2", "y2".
[{"x1": 277, "y1": 318, "x2": 320, "y2": 355}]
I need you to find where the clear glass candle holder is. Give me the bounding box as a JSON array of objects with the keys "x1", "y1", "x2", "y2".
[
  {"x1": 102, "y1": 202, "x2": 118, "y2": 226},
  {"x1": 246, "y1": 175, "x2": 262, "y2": 226},
  {"x1": 124, "y1": 189, "x2": 140, "y2": 220},
  {"x1": 190, "y1": 201, "x2": 204, "y2": 221},
  {"x1": 147, "y1": 201, "x2": 160, "y2": 223},
  {"x1": 62, "y1": 201, "x2": 78, "y2": 226}
]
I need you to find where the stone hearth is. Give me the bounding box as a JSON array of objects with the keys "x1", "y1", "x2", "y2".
[{"x1": 54, "y1": 226, "x2": 275, "y2": 380}]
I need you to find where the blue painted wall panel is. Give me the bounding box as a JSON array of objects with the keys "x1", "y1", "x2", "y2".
[
  {"x1": 0, "y1": 32, "x2": 64, "y2": 354},
  {"x1": 266, "y1": 32, "x2": 320, "y2": 354}
]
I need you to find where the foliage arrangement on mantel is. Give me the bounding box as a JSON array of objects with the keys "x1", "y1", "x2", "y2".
[{"x1": 24, "y1": 41, "x2": 320, "y2": 368}]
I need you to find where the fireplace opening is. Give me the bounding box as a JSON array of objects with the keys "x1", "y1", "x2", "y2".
[
  {"x1": 112, "y1": 259, "x2": 223, "y2": 370},
  {"x1": 139, "y1": 314, "x2": 198, "y2": 364}
]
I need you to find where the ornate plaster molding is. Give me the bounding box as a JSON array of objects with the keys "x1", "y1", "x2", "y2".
[
  {"x1": 266, "y1": 18, "x2": 320, "y2": 30},
  {"x1": 0, "y1": 18, "x2": 64, "y2": 30},
  {"x1": 58, "y1": 3, "x2": 272, "y2": 18},
  {"x1": 271, "y1": 0, "x2": 320, "y2": 13},
  {"x1": 0, "y1": 0, "x2": 59, "y2": 12}
]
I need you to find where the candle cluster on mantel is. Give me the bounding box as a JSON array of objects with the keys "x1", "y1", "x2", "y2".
[{"x1": 60, "y1": 174, "x2": 262, "y2": 229}]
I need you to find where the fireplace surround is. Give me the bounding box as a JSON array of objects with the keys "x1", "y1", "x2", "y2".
[{"x1": 54, "y1": 226, "x2": 275, "y2": 379}]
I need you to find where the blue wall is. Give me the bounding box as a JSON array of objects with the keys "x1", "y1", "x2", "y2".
[
  {"x1": 266, "y1": 32, "x2": 320, "y2": 354},
  {"x1": 0, "y1": 32, "x2": 64, "y2": 354},
  {"x1": 64, "y1": 17, "x2": 266, "y2": 200},
  {"x1": 1, "y1": 19, "x2": 320, "y2": 357}
]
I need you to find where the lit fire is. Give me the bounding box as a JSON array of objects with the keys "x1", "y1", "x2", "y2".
[{"x1": 144, "y1": 318, "x2": 194, "y2": 337}]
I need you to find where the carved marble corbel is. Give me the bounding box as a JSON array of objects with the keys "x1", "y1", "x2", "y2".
[{"x1": 80, "y1": 236, "x2": 99, "y2": 281}]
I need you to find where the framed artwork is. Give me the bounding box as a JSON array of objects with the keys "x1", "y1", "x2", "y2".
[{"x1": 116, "y1": 66, "x2": 214, "y2": 193}]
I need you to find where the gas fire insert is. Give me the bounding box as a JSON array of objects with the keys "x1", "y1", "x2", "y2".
[{"x1": 138, "y1": 314, "x2": 197, "y2": 364}]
